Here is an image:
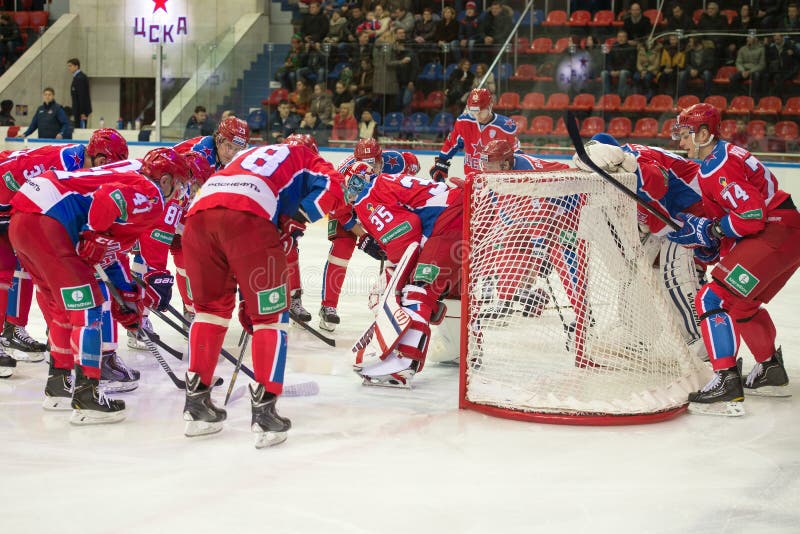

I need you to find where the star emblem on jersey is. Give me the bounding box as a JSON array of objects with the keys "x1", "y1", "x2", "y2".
[
  {"x1": 711, "y1": 314, "x2": 727, "y2": 327},
  {"x1": 152, "y1": 0, "x2": 168, "y2": 13},
  {"x1": 504, "y1": 118, "x2": 516, "y2": 128},
  {"x1": 386, "y1": 156, "x2": 398, "y2": 168},
  {"x1": 70, "y1": 152, "x2": 82, "y2": 168},
  {"x1": 200, "y1": 147, "x2": 213, "y2": 159},
  {"x1": 471, "y1": 140, "x2": 483, "y2": 154}
]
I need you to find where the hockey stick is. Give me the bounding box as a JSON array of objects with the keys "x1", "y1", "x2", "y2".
[
  {"x1": 138, "y1": 321, "x2": 184, "y2": 361},
  {"x1": 289, "y1": 311, "x2": 336, "y2": 347},
  {"x1": 94, "y1": 266, "x2": 185, "y2": 390},
  {"x1": 564, "y1": 111, "x2": 680, "y2": 231},
  {"x1": 225, "y1": 332, "x2": 249, "y2": 405}
]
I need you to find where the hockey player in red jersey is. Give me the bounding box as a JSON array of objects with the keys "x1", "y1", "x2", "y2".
[
  {"x1": 669, "y1": 103, "x2": 800, "y2": 416},
  {"x1": 173, "y1": 116, "x2": 250, "y2": 170},
  {"x1": 345, "y1": 161, "x2": 464, "y2": 386},
  {"x1": 0, "y1": 129, "x2": 129, "y2": 378},
  {"x1": 8, "y1": 147, "x2": 188, "y2": 423},
  {"x1": 181, "y1": 144, "x2": 345, "y2": 447},
  {"x1": 430, "y1": 88, "x2": 519, "y2": 181}
]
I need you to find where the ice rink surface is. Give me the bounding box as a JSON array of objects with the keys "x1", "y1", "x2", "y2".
[{"x1": 2, "y1": 220, "x2": 799, "y2": 534}]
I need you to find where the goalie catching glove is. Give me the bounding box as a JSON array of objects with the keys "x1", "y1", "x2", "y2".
[
  {"x1": 572, "y1": 141, "x2": 637, "y2": 174},
  {"x1": 142, "y1": 269, "x2": 174, "y2": 311}
]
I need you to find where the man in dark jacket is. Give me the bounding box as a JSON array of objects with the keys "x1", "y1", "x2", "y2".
[
  {"x1": 67, "y1": 58, "x2": 92, "y2": 127},
  {"x1": 601, "y1": 30, "x2": 638, "y2": 98},
  {"x1": 0, "y1": 13, "x2": 21, "y2": 74},
  {"x1": 22, "y1": 88, "x2": 72, "y2": 139},
  {"x1": 678, "y1": 36, "x2": 717, "y2": 98},
  {"x1": 300, "y1": 2, "x2": 330, "y2": 44},
  {"x1": 623, "y1": 2, "x2": 652, "y2": 44},
  {"x1": 477, "y1": 1, "x2": 512, "y2": 63}
]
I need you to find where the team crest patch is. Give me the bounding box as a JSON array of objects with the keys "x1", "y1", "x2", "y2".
[
  {"x1": 150, "y1": 229, "x2": 174, "y2": 245},
  {"x1": 559, "y1": 229, "x2": 577, "y2": 246},
  {"x1": 2, "y1": 171, "x2": 19, "y2": 192},
  {"x1": 380, "y1": 221, "x2": 412, "y2": 244},
  {"x1": 109, "y1": 189, "x2": 128, "y2": 221},
  {"x1": 724, "y1": 264, "x2": 759, "y2": 297},
  {"x1": 60, "y1": 284, "x2": 96, "y2": 311},
  {"x1": 413, "y1": 263, "x2": 440, "y2": 284},
  {"x1": 257, "y1": 284, "x2": 288, "y2": 314},
  {"x1": 327, "y1": 219, "x2": 337, "y2": 238}
]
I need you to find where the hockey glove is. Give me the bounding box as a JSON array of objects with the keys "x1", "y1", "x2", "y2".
[
  {"x1": 142, "y1": 269, "x2": 174, "y2": 311},
  {"x1": 280, "y1": 214, "x2": 307, "y2": 239},
  {"x1": 357, "y1": 235, "x2": 387, "y2": 261},
  {"x1": 666, "y1": 213, "x2": 721, "y2": 249},
  {"x1": 76, "y1": 230, "x2": 121, "y2": 266},
  {"x1": 429, "y1": 158, "x2": 450, "y2": 182},
  {"x1": 694, "y1": 245, "x2": 720, "y2": 265},
  {"x1": 111, "y1": 288, "x2": 143, "y2": 331},
  {"x1": 238, "y1": 300, "x2": 254, "y2": 335}
]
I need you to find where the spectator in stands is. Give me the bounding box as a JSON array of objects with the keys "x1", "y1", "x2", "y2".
[
  {"x1": 412, "y1": 7, "x2": 437, "y2": 64},
  {"x1": 446, "y1": 58, "x2": 474, "y2": 108},
  {"x1": 373, "y1": 5, "x2": 392, "y2": 41},
  {"x1": 275, "y1": 37, "x2": 305, "y2": 90},
  {"x1": 348, "y1": 30, "x2": 373, "y2": 66},
  {"x1": 324, "y1": 9, "x2": 349, "y2": 45},
  {"x1": 623, "y1": 3, "x2": 652, "y2": 44},
  {"x1": 756, "y1": 0, "x2": 787, "y2": 29},
  {"x1": 332, "y1": 101, "x2": 358, "y2": 140},
  {"x1": 660, "y1": 34, "x2": 685, "y2": 95},
  {"x1": 357, "y1": 10, "x2": 382, "y2": 41},
  {"x1": 731, "y1": 118, "x2": 750, "y2": 146},
  {"x1": 372, "y1": 29, "x2": 401, "y2": 114},
  {"x1": 66, "y1": 58, "x2": 92, "y2": 128},
  {"x1": 634, "y1": 39, "x2": 663, "y2": 101},
  {"x1": 696, "y1": 1, "x2": 729, "y2": 53},
  {"x1": 478, "y1": 1, "x2": 513, "y2": 63},
  {"x1": 583, "y1": 35, "x2": 605, "y2": 82},
  {"x1": 457, "y1": 2, "x2": 481, "y2": 62},
  {"x1": 678, "y1": 36, "x2": 716, "y2": 98},
  {"x1": 601, "y1": 30, "x2": 637, "y2": 99},
  {"x1": 472, "y1": 62, "x2": 496, "y2": 94},
  {"x1": 358, "y1": 110, "x2": 378, "y2": 139},
  {"x1": 731, "y1": 33, "x2": 766, "y2": 99},
  {"x1": 310, "y1": 82, "x2": 334, "y2": 125},
  {"x1": 332, "y1": 80, "x2": 353, "y2": 110},
  {"x1": 352, "y1": 57, "x2": 374, "y2": 117},
  {"x1": 394, "y1": 28, "x2": 419, "y2": 112},
  {"x1": 434, "y1": 6, "x2": 459, "y2": 60},
  {"x1": 297, "y1": 40, "x2": 326, "y2": 86},
  {"x1": 301, "y1": 2, "x2": 330, "y2": 44},
  {"x1": 268, "y1": 99, "x2": 301, "y2": 142},
  {"x1": 289, "y1": 78, "x2": 312, "y2": 116},
  {"x1": 345, "y1": 5, "x2": 365, "y2": 43},
  {"x1": 0, "y1": 99, "x2": 14, "y2": 126},
  {"x1": 299, "y1": 110, "x2": 325, "y2": 136},
  {"x1": 22, "y1": 87, "x2": 71, "y2": 140},
  {"x1": 0, "y1": 13, "x2": 20, "y2": 74},
  {"x1": 392, "y1": 5, "x2": 416, "y2": 34},
  {"x1": 781, "y1": 2, "x2": 800, "y2": 31},
  {"x1": 765, "y1": 34, "x2": 798, "y2": 98},
  {"x1": 184, "y1": 105, "x2": 214, "y2": 138},
  {"x1": 665, "y1": 2, "x2": 692, "y2": 33}
]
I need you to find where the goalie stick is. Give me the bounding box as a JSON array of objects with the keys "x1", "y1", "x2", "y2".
[{"x1": 565, "y1": 111, "x2": 679, "y2": 231}]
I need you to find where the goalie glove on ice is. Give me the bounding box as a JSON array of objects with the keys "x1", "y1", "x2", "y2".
[
  {"x1": 667, "y1": 213, "x2": 723, "y2": 249},
  {"x1": 573, "y1": 141, "x2": 638, "y2": 174}
]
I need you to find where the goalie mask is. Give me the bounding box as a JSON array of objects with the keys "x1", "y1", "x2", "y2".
[
  {"x1": 343, "y1": 161, "x2": 375, "y2": 204},
  {"x1": 354, "y1": 138, "x2": 382, "y2": 173},
  {"x1": 480, "y1": 139, "x2": 515, "y2": 171}
]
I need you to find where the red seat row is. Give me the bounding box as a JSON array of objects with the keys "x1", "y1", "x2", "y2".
[{"x1": 5, "y1": 11, "x2": 48, "y2": 30}]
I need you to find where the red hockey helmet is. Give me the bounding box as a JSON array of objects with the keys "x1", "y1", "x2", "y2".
[
  {"x1": 672, "y1": 103, "x2": 721, "y2": 140},
  {"x1": 480, "y1": 140, "x2": 515, "y2": 171},
  {"x1": 283, "y1": 133, "x2": 319, "y2": 154},
  {"x1": 466, "y1": 88, "x2": 493, "y2": 114},
  {"x1": 87, "y1": 128, "x2": 128, "y2": 163},
  {"x1": 216, "y1": 117, "x2": 250, "y2": 148},
  {"x1": 343, "y1": 161, "x2": 375, "y2": 203},
  {"x1": 182, "y1": 150, "x2": 213, "y2": 185},
  {"x1": 354, "y1": 138, "x2": 382, "y2": 170},
  {"x1": 401, "y1": 151, "x2": 420, "y2": 175},
  {"x1": 141, "y1": 147, "x2": 190, "y2": 184}
]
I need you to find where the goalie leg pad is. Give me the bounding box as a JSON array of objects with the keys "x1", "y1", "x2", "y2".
[{"x1": 660, "y1": 240, "x2": 702, "y2": 344}]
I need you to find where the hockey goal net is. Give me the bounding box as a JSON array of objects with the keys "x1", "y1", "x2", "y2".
[{"x1": 460, "y1": 170, "x2": 708, "y2": 425}]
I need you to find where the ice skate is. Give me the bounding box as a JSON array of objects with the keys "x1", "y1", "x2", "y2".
[
  {"x1": 0, "y1": 347, "x2": 15, "y2": 378},
  {"x1": 744, "y1": 347, "x2": 791, "y2": 397},
  {"x1": 100, "y1": 351, "x2": 140, "y2": 393},
  {"x1": 356, "y1": 351, "x2": 418, "y2": 389},
  {"x1": 515, "y1": 287, "x2": 550, "y2": 318},
  {"x1": 70, "y1": 366, "x2": 127, "y2": 425},
  {"x1": 318, "y1": 306, "x2": 340, "y2": 332},
  {"x1": 688, "y1": 363, "x2": 745, "y2": 417},
  {"x1": 250, "y1": 383, "x2": 291, "y2": 448},
  {"x1": 289, "y1": 291, "x2": 311, "y2": 322},
  {"x1": 43, "y1": 360, "x2": 73, "y2": 411},
  {"x1": 2, "y1": 322, "x2": 46, "y2": 362},
  {"x1": 183, "y1": 372, "x2": 226, "y2": 437}
]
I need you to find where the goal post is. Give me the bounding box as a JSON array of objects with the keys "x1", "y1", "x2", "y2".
[{"x1": 459, "y1": 170, "x2": 710, "y2": 425}]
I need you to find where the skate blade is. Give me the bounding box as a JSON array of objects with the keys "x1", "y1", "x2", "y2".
[
  {"x1": 437, "y1": 357, "x2": 460, "y2": 367},
  {"x1": 318, "y1": 321, "x2": 337, "y2": 333},
  {"x1": 688, "y1": 400, "x2": 745, "y2": 417},
  {"x1": 744, "y1": 384, "x2": 792, "y2": 398},
  {"x1": 126, "y1": 341, "x2": 148, "y2": 351},
  {"x1": 0, "y1": 367, "x2": 12, "y2": 378},
  {"x1": 361, "y1": 376, "x2": 412, "y2": 389},
  {"x1": 183, "y1": 419, "x2": 224, "y2": 437},
  {"x1": 70, "y1": 408, "x2": 127, "y2": 425},
  {"x1": 42, "y1": 396, "x2": 72, "y2": 411},
  {"x1": 253, "y1": 429, "x2": 288, "y2": 448},
  {"x1": 100, "y1": 381, "x2": 139, "y2": 394},
  {"x1": 8, "y1": 351, "x2": 45, "y2": 363}
]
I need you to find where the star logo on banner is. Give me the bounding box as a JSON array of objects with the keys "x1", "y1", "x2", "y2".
[
  {"x1": 153, "y1": 0, "x2": 168, "y2": 14},
  {"x1": 712, "y1": 314, "x2": 727, "y2": 327}
]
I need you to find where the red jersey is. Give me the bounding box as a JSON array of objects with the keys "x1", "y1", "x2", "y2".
[
  {"x1": 438, "y1": 112, "x2": 520, "y2": 175},
  {"x1": 0, "y1": 144, "x2": 87, "y2": 209}
]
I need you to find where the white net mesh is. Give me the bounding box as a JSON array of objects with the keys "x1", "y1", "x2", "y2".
[{"x1": 463, "y1": 171, "x2": 709, "y2": 418}]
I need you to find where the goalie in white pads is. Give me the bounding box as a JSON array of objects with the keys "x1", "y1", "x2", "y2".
[{"x1": 346, "y1": 162, "x2": 463, "y2": 387}]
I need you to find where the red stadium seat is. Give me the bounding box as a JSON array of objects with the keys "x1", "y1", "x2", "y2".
[
  {"x1": 713, "y1": 66, "x2": 737, "y2": 85},
  {"x1": 552, "y1": 117, "x2": 568, "y2": 136},
  {"x1": 510, "y1": 114, "x2": 528, "y2": 133},
  {"x1": 692, "y1": 9, "x2": 703, "y2": 24},
  {"x1": 619, "y1": 94, "x2": 647, "y2": 113},
  {"x1": 782, "y1": 96, "x2": 800, "y2": 117},
  {"x1": 588, "y1": 10, "x2": 615, "y2": 27},
  {"x1": 263, "y1": 88, "x2": 288, "y2": 107},
  {"x1": 721, "y1": 9, "x2": 738, "y2": 24},
  {"x1": 643, "y1": 9, "x2": 665, "y2": 26},
  {"x1": 509, "y1": 64, "x2": 536, "y2": 81},
  {"x1": 727, "y1": 96, "x2": 754, "y2": 116},
  {"x1": 657, "y1": 118, "x2": 677, "y2": 139},
  {"x1": 531, "y1": 62, "x2": 554, "y2": 82},
  {"x1": 494, "y1": 92, "x2": 520, "y2": 112},
  {"x1": 6, "y1": 125, "x2": 19, "y2": 137},
  {"x1": 529, "y1": 37, "x2": 553, "y2": 54},
  {"x1": 542, "y1": 10, "x2": 568, "y2": 26},
  {"x1": 28, "y1": 11, "x2": 48, "y2": 30},
  {"x1": 676, "y1": 95, "x2": 700, "y2": 112},
  {"x1": 613, "y1": 9, "x2": 626, "y2": 27},
  {"x1": 746, "y1": 119, "x2": 766, "y2": 139},
  {"x1": 646, "y1": 94, "x2": 674, "y2": 114},
  {"x1": 421, "y1": 90, "x2": 445, "y2": 111},
  {"x1": 516, "y1": 37, "x2": 530, "y2": 54},
  {"x1": 774, "y1": 120, "x2": 799, "y2": 140},
  {"x1": 553, "y1": 37, "x2": 573, "y2": 54},
  {"x1": 528, "y1": 115, "x2": 553, "y2": 136},
  {"x1": 607, "y1": 117, "x2": 632, "y2": 138},
  {"x1": 704, "y1": 95, "x2": 727, "y2": 112},
  {"x1": 596, "y1": 94, "x2": 621, "y2": 112},
  {"x1": 12, "y1": 12, "x2": 29, "y2": 29},
  {"x1": 718, "y1": 119, "x2": 738, "y2": 140},
  {"x1": 543, "y1": 92, "x2": 570, "y2": 111},
  {"x1": 753, "y1": 96, "x2": 782, "y2": 117},
  {"x1": 630, "y1": 117, "x2": 659, "y2": 138},
  {"x1": 579, "y1": 116, "x2": 605, "y2": 138},
  {"x1": 410, "y1": 90, "x2": 426, "y2": 111},
  {"x1": 567, "y1": 93, "x2": 595, "y2": 112},
  {"x1": 520, "y1": 92, "x2": 545, "y2": 111},
  {"x1": 568, "y1": 10, "x2": 591, "y2": 26}
]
